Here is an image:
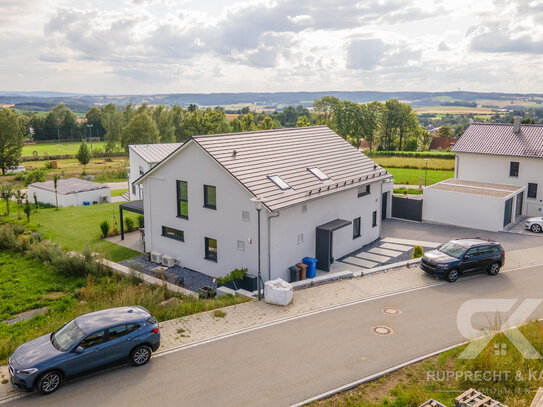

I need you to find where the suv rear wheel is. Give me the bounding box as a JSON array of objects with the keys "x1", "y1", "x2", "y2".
[
  {"x1": 37, "y1": 371, "x2": 62, "y2": 395},
  {"x1": 488, "y1": 262, "x2": 501, "y2": 276},
  {"x1": 446, "y1": 269, "x2": 459, "y2": 283},
  {"x1": 130, "y1": 345, "x2": 151, "y2": 366}
]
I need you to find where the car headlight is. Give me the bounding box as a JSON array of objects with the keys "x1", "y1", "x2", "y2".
[{"x1": 17, "y1": 368, "x2": 38, "y2": 376}]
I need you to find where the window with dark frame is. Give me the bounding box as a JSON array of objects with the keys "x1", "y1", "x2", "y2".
[
  {"x1": 372, "y1": 211, "x2": 377, "y2": 227},
  {"x1": 509, "y1": 162, "x2": 519, "y2": 177},
  {"x1": 205, "y1": 237, "x2": 218, "y2": 262},
  {"x1": 203, "y1": 185, "x2": 217, "y2": 209},
  {"x1": 353, "y1": 217, "x2": 361, "y2": 239},
  {"x1": 357, "y1": 185, "x2": 370, "y2": 197},
  {"x1": 176, "y1": 180, "x2": 188, "y2": 218},
  {"x1": 162, "y1": 226, "x2": 184, "y2": 241},
  {"x1": 528, "y1": 183, "x2": 538, "y2": 199}
]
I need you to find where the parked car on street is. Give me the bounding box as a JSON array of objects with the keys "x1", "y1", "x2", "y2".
[
  {"x1": 8, "y1": 306, "x2": 160, "y2": 395},
  {"x1": 5, "y1": 165, "x2": 25, "y2": 174},
  {"x1": 420, "y1": 238, "x2": 505, "y2": 282},
  {"x1": 525, "y1": 217, "x2": 543, "y2": 233}
]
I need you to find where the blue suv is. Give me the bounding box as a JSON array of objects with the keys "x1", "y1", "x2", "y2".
[
  {"x1": 8, "y1": 306, "x2": 160, "y2": 394},
  {"x1": 420, "y1": 238, "x2": 505, "y2": 282}
]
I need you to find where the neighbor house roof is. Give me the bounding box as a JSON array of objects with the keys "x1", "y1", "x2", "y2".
[
  {"x1": 29, "y1": 178, "x2": 109, "y2": 195},
  {"x1": 452, "y1": 123, "x2": 543, "y2": 158},
  {"x1": 426, "y1": 178, "x2": 524, "y2": 199},
  {"x1": 429, "y1": 137, "x2": 456, "y2": 150},
  {"x1": 137, "y1": 126, "x2": 392, "y2": 211},
  {"x1": 129, "y1": 143, "x2": 183, "y2": 164}
]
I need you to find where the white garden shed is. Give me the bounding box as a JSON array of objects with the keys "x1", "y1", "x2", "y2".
[
  {"x1": 422, "y1": 179, "x2": 525, "y2": 232},
  {"x1": 28, "y1": 178, "x2": 111, "y2": 207}
]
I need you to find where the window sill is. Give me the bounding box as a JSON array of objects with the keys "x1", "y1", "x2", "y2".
[
  {"x1": 204, "y1": 257, "x2": 217, "y2": 263},
  {"x1": 353, "y1": 235, "x2": 361, "y2": 239},
  {"x1": 176, "y1": 215, "x2": 189, "y2": 220},
  {"x1": 203, "y1": 205, "x2": 217, "y2": 210},
  {"x1": 162, "y1": 234, "x2": 184, "y2": 242}
]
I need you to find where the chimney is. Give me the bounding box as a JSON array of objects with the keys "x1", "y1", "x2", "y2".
[{"x1": 513, "y1": 115, "x2": 521, "y2": 133}]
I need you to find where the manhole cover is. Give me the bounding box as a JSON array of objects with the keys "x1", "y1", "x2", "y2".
[
  {"x1": 381, "y1": 306, "x2": 401, "y2": 316},
  {"x1": 372, "y1": 325, "x2": 393, "y2": 336}
]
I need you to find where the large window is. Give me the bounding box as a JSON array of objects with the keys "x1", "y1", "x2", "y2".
[
  {"x1": 510, "y1": 162, "x2": 519, "y2": 177},
  {"x1": 358, "y1": 185, "x2": 370, "y2": 197},
  {"x1": 205, "y1": 237, "x2": 218, "y2": 262},
  {"x1": 162, "y1": 226, "x2": 184, "y2": 242},
  {"x1": 176, "y1": 180, "x2": 188, "y2": 218},
  {"x1": 528, "y1": 183, "x2": 538, "y2": 199},
  {"x1": 353, "y1": 217, "x2": 361, "y2": 239},
  {"x1": 204, "y1": 185, "x2": 217, "y2": 209}
]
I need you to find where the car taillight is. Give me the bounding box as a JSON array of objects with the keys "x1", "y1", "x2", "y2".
[
  {"x1": 151, "y1": 327, "x2": 159, "y2": 334},
  {"x1": 501, "y1": 253, "x2": 505, "y2": 257}
]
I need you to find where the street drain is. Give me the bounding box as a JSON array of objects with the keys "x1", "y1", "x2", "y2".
[
  {"x1": 372, "y1": 325, "x2": 393, "y2": 336},
  {"x1": 381, "y1": 306, "x2": 401, "y2": 316}
]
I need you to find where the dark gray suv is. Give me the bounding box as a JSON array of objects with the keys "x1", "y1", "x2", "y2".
[
  {"x1": 8, "y1": 306, "x2": 160, "y2": 394},
  {"x1": 420, "y1": 238, "x2": 505, "y2": 282}
]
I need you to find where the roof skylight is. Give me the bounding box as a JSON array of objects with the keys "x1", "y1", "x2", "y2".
[
  {"x1": 308, "y1": 167, "x2": 330, "y2": 181},
  {"x1": 268, "y1": 175, "x2": 291, "y2": 190}
]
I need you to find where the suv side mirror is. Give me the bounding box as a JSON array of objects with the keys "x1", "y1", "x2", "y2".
[{"x1": 74, "y1": 346, "x2": 84, "y2": 354}]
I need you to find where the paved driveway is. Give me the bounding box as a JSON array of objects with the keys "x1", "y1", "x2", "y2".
[{"x1": 381, "y1": 218, "x2": 543, "y2": 251}]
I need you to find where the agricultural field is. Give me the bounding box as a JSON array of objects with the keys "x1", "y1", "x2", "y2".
[
  {"x1": 0, "y1": 201, "x2": 138, "y2": 262},
  {"x1": 21, "y1": 141, "x2": 117, "y2": 156},
  {"x1": 372, "y1": 156, "x2": 455, "y2": 171},
  {"x1": 385, "y1": 168, "x2": 454, "y2": 185},
  {"x1": 414, "y1": 105, "x2": 494, "y2": 114}
]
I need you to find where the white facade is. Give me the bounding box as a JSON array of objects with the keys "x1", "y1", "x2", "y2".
[
  {"x1": 29, "y1": 185, "x2": 111, "y2": 207},
  {"x1": 423, "y1": 182, "x2": 525, "y2": 232},
  {"x1": 128, "y1": 149, "x2": 149, "y2": 200},
  {"x1": 456, "y1": 152, "x2": 543, "y2": 216},
  {"x1": 140, "y1": 142, "x2": 392, "y2": 281}
]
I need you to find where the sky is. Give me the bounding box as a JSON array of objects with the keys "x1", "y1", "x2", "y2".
[{"x1": 1, "y1": 0, "x2": 543, "y2": 94}]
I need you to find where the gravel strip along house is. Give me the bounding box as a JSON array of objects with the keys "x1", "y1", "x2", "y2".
[{"x1": 135, "y1": 126, "x2": 394, "y2": 282}]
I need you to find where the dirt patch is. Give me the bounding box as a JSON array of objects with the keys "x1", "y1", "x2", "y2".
[
  {"x1": 43, "y1": 291, "x2": 68, "y2": 299},
  {"x1": 2, "y1": 307, "x2": 48, "y2": 326}
]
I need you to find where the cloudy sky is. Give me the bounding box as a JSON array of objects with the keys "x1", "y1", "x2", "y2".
[{"x1": 1, "y1": 0, "x2": 543, "y2": 94}]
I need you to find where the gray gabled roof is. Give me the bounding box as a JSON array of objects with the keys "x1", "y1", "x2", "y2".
[
  {"x1": 453, "y1": 123, "x2": 543, "y2": 158},
  {"x1": 29, "y1": 178, "x2": 109, "y2": 195},
  {"x1": 129, "y1": 143, "x2": 183, "y2": 164},
  {"x1": 191, "y1": 126, "x2": 391, "y2": 211}
]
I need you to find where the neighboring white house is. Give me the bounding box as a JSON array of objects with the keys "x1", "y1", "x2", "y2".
[
  {"x1": 135, "y1": 126, "x2": 393, "y2": 282},
  {"x1": 128, "y1": 143, "x2": 182, "y2": 200},
  {"x1": 29, "y1": 178, "x2": 111, "y2": 207},
  {"x1": 422, "y1": 118, "x2": 543, "y2": 231}
]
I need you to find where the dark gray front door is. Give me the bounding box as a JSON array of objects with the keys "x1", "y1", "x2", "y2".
[
  {"x1": 504, "y1": 198, "x2": 513, "y2": 227},
  {"x1": 382, "y1": 192, "x2": 388, "y2": 220}
]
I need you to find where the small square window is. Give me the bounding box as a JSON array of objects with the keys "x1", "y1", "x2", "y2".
[
  {"x1": 357, "y1": 185, "x2": 370, "y2": 198},
  {"x1": 131, "y1": 184, "x2": 136, "y2": 195},
  {"x1": 510, "y1": 162, "x2": 519, "y2": 177},
  {"x1": 528, "y1": 183, "x2": 538, "y2": 199},
  {"x1": 242, "y1": 211, "x2": 250, "y2": 221},
  {"x1": 353, "y1": 217, "x2": 361, "y2": 239},
  {"x1": 301, "y1": 204, "x2": 307, "y2": 214},
  {"x1": 139, "y1": 165, "x2": 144, "y2": 175},
  {"x1": 205, "y1": 237, "x2": 217, "y2": 262},
  {"x1": 237, "y1": 240, "x2": 245, "y2": 251},
  {"x1": 297, "y1": 233, "x2": 304, "y2": 245},
  {"x1": 204, "y1": 185, "x2": 216, "y2": 209},
  {"x1": 372, "y1": 211, "x2": 377, "y2": 227}
]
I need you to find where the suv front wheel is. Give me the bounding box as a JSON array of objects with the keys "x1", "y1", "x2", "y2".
[
  {"x1": 488, "y1": 262, "x2": 501, "y2": 276},
  {"x1": 446, "y1": 269, "x2": 459, "y2": 283},
  {"x1": 37, "y1": 371, "x2": 63, "y2": 395}
]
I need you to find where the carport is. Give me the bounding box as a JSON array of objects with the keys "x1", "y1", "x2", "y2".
[
  {"x1": 119, "y1": 200, "x2": 144, "y2": 240},
  {"x1": 315, "y1": 219, "x2": 352, "y2": 272},
  {"x1": 423, "y1": 179, "x2": 526, "y2": 232}
]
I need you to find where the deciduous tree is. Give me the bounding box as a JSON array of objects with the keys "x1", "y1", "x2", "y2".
[
  {"x1": 0, "y1": 109, "x2": 25, "y2": 174},
  {"x1": 120, "y1": 112, "x2": 159, "y2": 151}
]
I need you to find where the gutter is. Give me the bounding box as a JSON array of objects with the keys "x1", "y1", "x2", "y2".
[{"x1": 267, "y1": 211, "x2": 280, "y2": 281}]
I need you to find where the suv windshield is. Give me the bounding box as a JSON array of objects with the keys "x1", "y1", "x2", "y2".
[
  {"x1": 52, "y1": 320, "x2": 86, "y2": 352},
  {"x1": 438, "y1": 241, "x2": 466, "y2": 259}
]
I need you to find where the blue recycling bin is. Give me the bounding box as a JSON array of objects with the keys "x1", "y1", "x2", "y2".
[
  {"x1": 303, "y1": 257, "x2": 318, "y2": 278},
  {"x1": 83, "y1": 201, "x2": 90, "y2": 206}
]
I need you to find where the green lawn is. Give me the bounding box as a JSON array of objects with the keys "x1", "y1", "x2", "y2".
[
  {"x1": 21, "y1": 141, "x2": 121, "y2": 156},
  {"x1": 111, "y1": 188, "x2": 128, "y2": 197},
  {"x1": 1, "y1": 202, "x2": 139, "y2": 262},
  {"x1": 385, "y1": 167, "x2": 454, "y2": 185}
]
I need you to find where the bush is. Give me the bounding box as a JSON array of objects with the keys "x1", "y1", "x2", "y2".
[
  {"x1": 137, "y1": 215, "x2": 144, "y2": 229},
  {"x1": 412, "y1": 245, "x2": 424, "y2": 258},
  {"x1": 100, "y1": 220, "x2": 110, "y2": 238},
  {"x1": 24, "y1": 168, "x2": 47, "y2": 186},
  {"x1": 0, "y1": 224, "x2": 18, "y2": 250},
  {"x1": 124, "y1": 217, "x2": 134, "y2": 232},
  {"x1": 217, "y1": 268, "x2": 248, "y2": 285}
]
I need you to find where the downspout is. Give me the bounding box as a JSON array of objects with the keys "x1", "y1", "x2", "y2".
[{"x1": 267, "y1": 211, "x2": 280, "y2": 281}]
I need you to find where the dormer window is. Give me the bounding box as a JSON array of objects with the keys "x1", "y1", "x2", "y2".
[
  {"x1": 268, "y1": 175, "x2": 291, "y2": 190},
  {"x1": 308, "y1": 167, "x2": 329, "y2": 181}
]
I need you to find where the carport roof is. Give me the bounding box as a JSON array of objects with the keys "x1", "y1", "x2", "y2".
[
  {"x1": 427, "y1": 179, "x2": 524, "y2": 198},
  {"x1": 29, "y1": 178, "x2": 109, "y2": 195}
]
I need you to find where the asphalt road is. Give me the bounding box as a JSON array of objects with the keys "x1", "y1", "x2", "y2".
[{"x1": 7, "y1": 264, "x2": 543, "y2": 407}]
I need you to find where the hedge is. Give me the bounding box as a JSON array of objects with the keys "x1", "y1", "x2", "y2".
[
  {"x1": 21, "y1": 152, "x2": 128, "y2": 161},
  {"x1": 365, "y1": 151, "x2": 455, "y2": 159}
]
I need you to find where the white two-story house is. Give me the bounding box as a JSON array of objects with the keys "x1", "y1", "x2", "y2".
[
  {"x1": 128, "y1": 143, "x2": 182, "y2": 200},
  {"x1": 135, "y1": 126, "x2": 393, "y2": 282}
]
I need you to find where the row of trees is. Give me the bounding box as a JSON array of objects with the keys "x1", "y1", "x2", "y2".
[{"x1": 313, "y1": 97, "x2": 428, "y2": 151}]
